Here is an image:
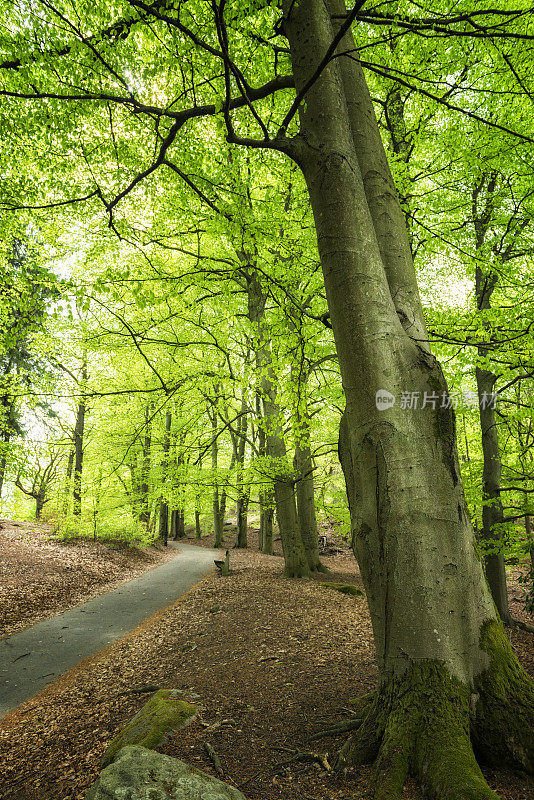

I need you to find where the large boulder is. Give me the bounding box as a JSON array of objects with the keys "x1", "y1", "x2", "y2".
[
  {"x1": 100, "y1": 690, "x2": 199, "y2": 768},
  {"x1": 86, "y1": 745, "x2": 247, "y2": 800}
]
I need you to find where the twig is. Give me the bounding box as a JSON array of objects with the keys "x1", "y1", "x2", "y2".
[{"x1": 204, "y1": 742, "x2": 225, "y2": 776}]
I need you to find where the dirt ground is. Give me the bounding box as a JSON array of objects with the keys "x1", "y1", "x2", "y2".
[
  {"x1": 0, "y1": 519, "x2": 175, "y2": 639},
  {"x1": 0, "y1": 524, "x2": 532, "y2": 800}
]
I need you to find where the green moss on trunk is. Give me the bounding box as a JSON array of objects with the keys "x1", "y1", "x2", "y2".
[
  {"x1": 338, "y1": 653, "x2": 531, "y2": 799},
  {"x1": 473, "y1": 620, "x2": 534, "y2": 773}
]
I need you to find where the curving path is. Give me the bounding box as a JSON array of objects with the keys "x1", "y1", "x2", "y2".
[{"x1": 0, "y1": 542, "x2": 218, "y2": 720}]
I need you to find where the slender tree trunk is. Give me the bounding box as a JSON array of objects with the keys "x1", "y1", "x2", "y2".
[
  {"x1": 259, "y1": 489, "x2": 274, "y2": 555},
  {"x1": 72, "y1": 396, "x2": 86, "y2": 517},
  {"x1": 291, "y1": 356, "x2": 324, "y2": 572},
  {"x1": 294, "y1": 417, "x2": 324, "y2": 572},
  {"x1": 158, "y1": 410, "x2": 171, "y2": 547},
  {"x1": 195, "y1": 455, "x2": 202, "y2": 538},
  {"x1": 476, "y1": 364, "x2": 511, "y2": 623},
  {"x1": 0, "y1": 448, "x2": 7, "y2": 499},
  {"x1": 236, "y1": 486, "x2": 249, "y2": 548},
  {"x1": 284, "y1": 1, "x2": 533, "y2": 795},
  {"x1": 210, "y1": 407, "x2": 224, "y2": 548},
  {"x1": 139, "y1": 402, "x2": 152, "y2": 526},
  {"x1": 62, "y1": 444, "x2": 74, "y2": 516},
  {"x1": 247, "y1": 271, "x2": 309, "y2": 576},
  {"x1": 234, "y1": 394, "x2": 249, "y2": 549},
  {"x1": 256, "y1": 390, "x2": 274, "y2": 555}
]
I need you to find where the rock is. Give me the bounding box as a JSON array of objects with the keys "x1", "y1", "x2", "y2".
[
  {"x1": 100, "y1": 690, "x2": 199, "y2": 768},
  {"x1": 86, "y1": 745, "x2": 247, "y2": 800}
]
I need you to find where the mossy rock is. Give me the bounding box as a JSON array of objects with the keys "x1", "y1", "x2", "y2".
[
  {"x1": 100, "y1": 690, "x2": 199, "y2": 768},
  {"x1": 320, "y1": 582, "x2": 365, "y2": 597},
  {"x1": 87, "y1": 745, "x2": 246, "y2": 800}
]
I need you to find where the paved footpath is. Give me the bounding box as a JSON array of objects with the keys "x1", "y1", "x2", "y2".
[{"x1": 0, "y1": 543, "x2": 218, "y2": 720}]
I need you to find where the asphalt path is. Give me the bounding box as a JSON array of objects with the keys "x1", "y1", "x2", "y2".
[{"x1": 0, "y1": 542, "x2": 218, "y2": 719}]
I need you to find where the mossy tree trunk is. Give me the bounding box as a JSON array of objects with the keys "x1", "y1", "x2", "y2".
[{"x1": 283, "y1": 0, "x2": 534, "y2": 795}]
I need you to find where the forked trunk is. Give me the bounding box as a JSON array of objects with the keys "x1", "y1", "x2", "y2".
[{"x1": 284, "y1": 0, "x2": 533, "y2": 795}]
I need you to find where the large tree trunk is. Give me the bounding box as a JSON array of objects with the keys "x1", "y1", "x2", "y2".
[
  {"x1": 284, "y1": 1, "x2": 533, "y2": 795},
  {"x1": 35, "y1": 492, "x2": 45, "y2": 520}
]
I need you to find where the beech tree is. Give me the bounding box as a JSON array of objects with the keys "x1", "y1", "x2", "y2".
[{"x1": 0, "y1": 1, "x2": 533, "y2": 798}]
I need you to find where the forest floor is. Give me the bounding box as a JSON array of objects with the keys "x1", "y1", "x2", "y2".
[
  {"x1": 0, "y1": 522, "x2": 532, "y2": 800},
  {"x1": 0, "y1": 519, "x2": 175, "y2": 639}
]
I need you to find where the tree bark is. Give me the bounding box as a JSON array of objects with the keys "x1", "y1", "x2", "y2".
[
  {"x1": 158, "y1": 410, "x2": 171, "y2": 547},
  {"x1": 72, "y1": 358, "x2": 87, "y2": 517},
  {"x1": 35, "y1": 492, "x2": 45, "y2": 520},
  {"x1": 247, "y1": 270, "x2": 309, "y2": 576},
  {"x1": 476, "y1": 363, "x2": 510, "y2": 623},
  {"x1": 62, "y1": 444, "x2": 74, "y2": 516},
  {"x1": 283, "y1": 0, "x2": 533, "y2": 794},
  {"x1": 259, "y1": 488, "x2": 274, "y2": 555},
  {"x1": 294, "y1": 405, "x2": 324, "y2": 572},
  {"x1": 139, "y1": 402, "x2": 152, "y2": 527},
  {"x1": 210, "y1": 406, "x2": 224, "y2": 548},
  {"x1": 0, "y1": 450, "x2": 7, "y2": 499},
  {"x1": 234, "y1": 393, "x2": 249, "y2": 549},
  {"x1": 72, "y1": 399, "x2": 85, "y2": 517}
]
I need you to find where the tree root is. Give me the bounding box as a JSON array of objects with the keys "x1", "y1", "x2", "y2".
[
  {"x1": 510, "y1": 617, "x2": 534, "y2": 634},
  {"x1": 307, "y1": 691, "x2": 377, "y2": 742},
  {"x1": 272, "y1": 745, "x2": 331, "y2": 773}
]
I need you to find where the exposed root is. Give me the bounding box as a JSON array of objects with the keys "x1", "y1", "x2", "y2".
[
  {"x1": 509, "y1": 617, "x2": 534, "y2": 634},
  {"x1": 308, "y1": 691, "x2": 377, "y2": 742},
  {"x1": 372, "y1": 735, "x2": 409, "y2": 800}
]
